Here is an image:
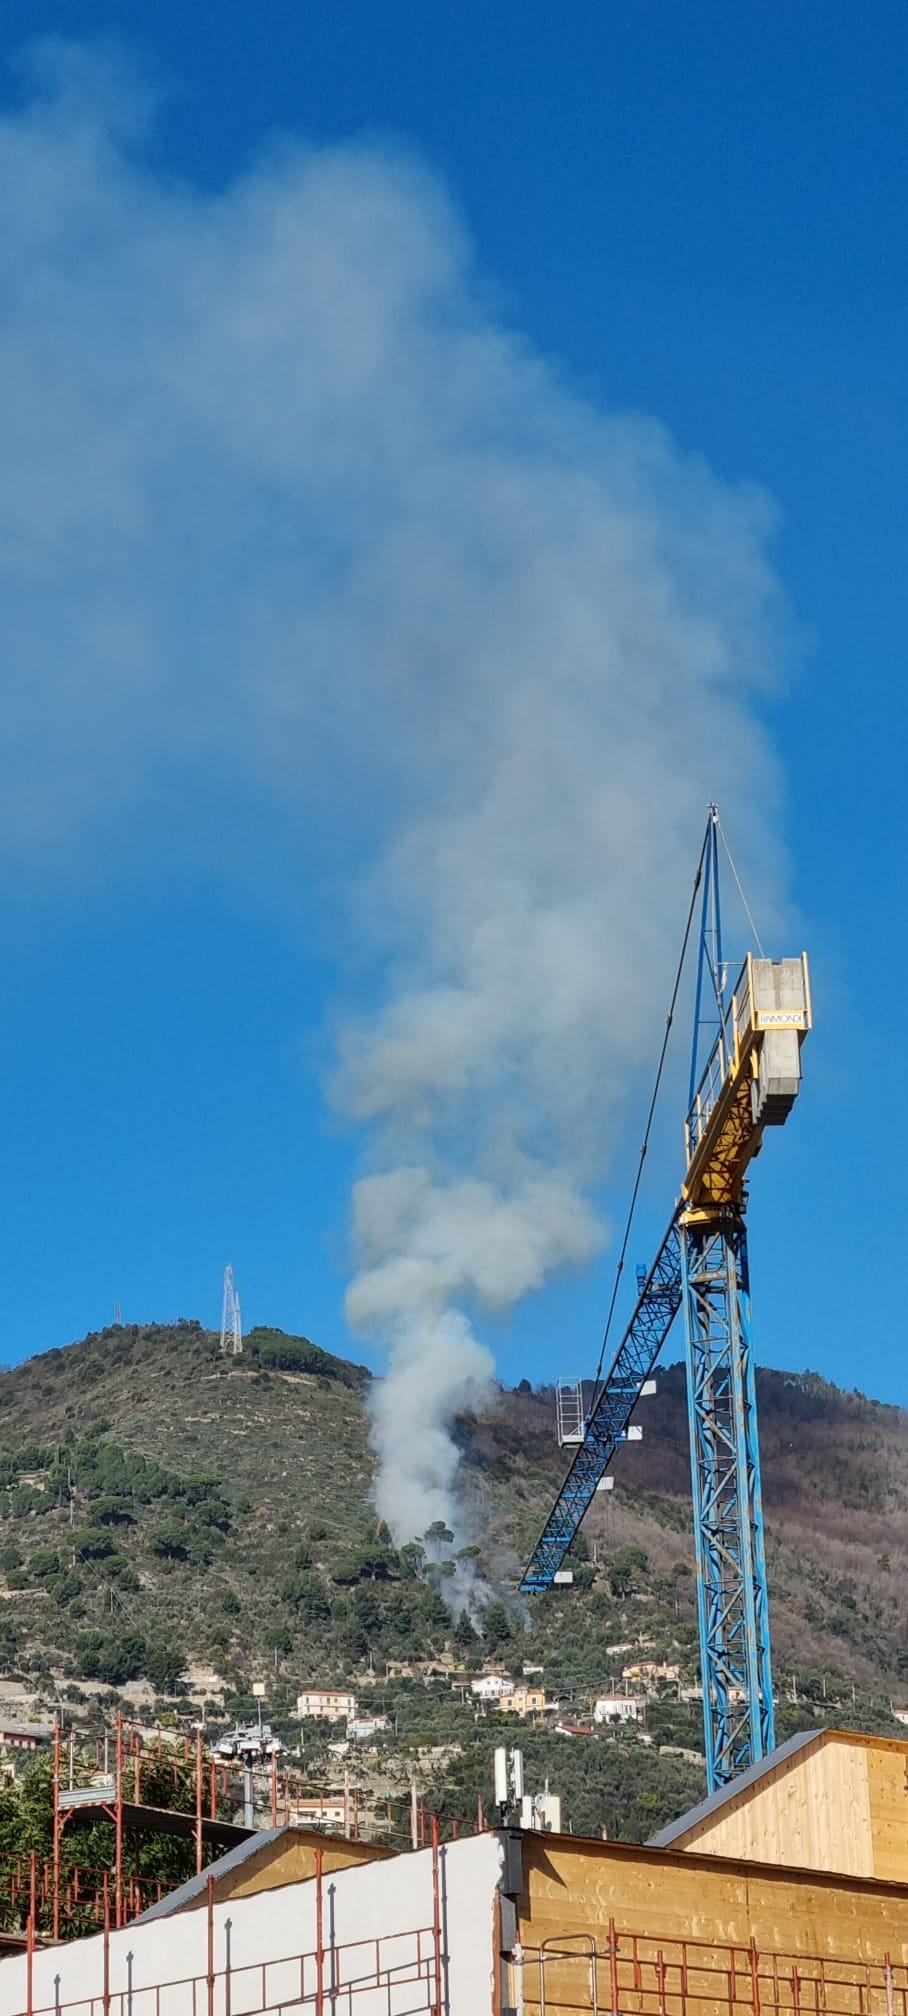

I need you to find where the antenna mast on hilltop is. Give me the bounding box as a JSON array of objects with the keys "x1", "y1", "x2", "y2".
[{"x1": 220, "y1": 1265, "x2": 243, "y2": 1355}]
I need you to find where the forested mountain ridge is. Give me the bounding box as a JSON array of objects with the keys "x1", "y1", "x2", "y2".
[{"x1": 0, "y1": 1320, "x2": 904, "y2": 1773}]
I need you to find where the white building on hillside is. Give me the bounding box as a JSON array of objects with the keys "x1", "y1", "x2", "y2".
[
  {"x1": 287, "y1": 1794, "x2": 348, "y2": 1828},
  {"x1": 348, "y1": 1714, "x2": 391, "y2": 1741},
  {"x1": 594, "y1": 1695, "x2": 645, "y2": 1724},
  {"x1": 297, "y1": 1688, "x2": 357, "y2": 1722},
  {"x1": 471, "y1": 1673, "x2": 513, "y2": 1700}
]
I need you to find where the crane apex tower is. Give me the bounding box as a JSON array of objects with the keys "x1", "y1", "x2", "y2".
[
  {"x1": 521, "y1": 807, "x2": 811, "y2": 1796},
  {"x1": 680, "y1": 942, "x2": 810, "y2": 1790}
]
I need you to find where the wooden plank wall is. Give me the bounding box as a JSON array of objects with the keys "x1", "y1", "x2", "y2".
[
  {"x1": 518, "y1": 1832, "x2": 908, "y2": 1959},
  {"x1": 676, "y1": 1740, "x2": 874, "y2": 1875},
  {"x1": 227, "y1": 1831, "x2": 393, "y2": 1900},
  {"x1": 178, "y1": 1831, "x2": 393, "y2": 1910},
  {"x1": 512, "y1": 1833, "x2": 908, "y2": 2013},
  {"x1": 669, "y1": 1736, "x2": 908, "y2": 1884},
  {"x1": 866, "y1": 1742, "x2": 908, "y2": 1881}
]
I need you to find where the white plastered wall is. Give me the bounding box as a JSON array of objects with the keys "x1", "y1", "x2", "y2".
[{"x1": 0, "y1": 1831, "x2": 504, "y2": 2016}]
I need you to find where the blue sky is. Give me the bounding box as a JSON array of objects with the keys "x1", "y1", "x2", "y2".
[{"x1": 0, "y1": 3, "x2": 905, "y2": 1416}]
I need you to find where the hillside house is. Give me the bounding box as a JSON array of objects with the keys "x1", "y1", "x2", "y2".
[
  {"x1": 621, "y1": 1660, "x2": 681, "y2": 1686},
  {"x1": 470, "y1": 1674, "x2": 513, "y2": 1700},
  {"x1": 500, "y1": 1686, "x2": 547, "y2": 1718},
  {"x1": 593, "y1": 1695, "x2": 645, "y2": 1724},
  {"x1": 0, "y1": 1720, "x2": 54, "y2": 1751},
  {"x1": 287, "y1": 1794, "x2": 348, "y2": 1828},
  {"x1": 296, "y1": 1689, "x2": 357, "y2": 1723},
  {"x1": 347, "y1": 1715, "x2": 390, "y2": 1741}
]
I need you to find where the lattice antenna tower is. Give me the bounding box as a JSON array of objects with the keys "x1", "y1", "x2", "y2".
[{"x1": 220, "y1": 1264, "x2": 243, "y2": 1355}]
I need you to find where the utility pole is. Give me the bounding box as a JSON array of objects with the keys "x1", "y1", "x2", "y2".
[{"x1": 220, "y1": 1265, "x2": 243, "y2": 1355}]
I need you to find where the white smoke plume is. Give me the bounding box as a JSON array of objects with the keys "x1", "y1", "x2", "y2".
[
  {"x1": 349, "y1": 1169, "x2": 603, "y2": 1542},
  {"x1": 0, "y1": 46, "x2": 790, "y2": 1561}
]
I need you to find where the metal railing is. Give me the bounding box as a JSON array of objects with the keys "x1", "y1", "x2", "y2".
[
  {"x1": 18, "y1": 1830, "x2": 447, "y2": 2016},
  {"x1": 0, "y1": 1847, "x2": 168, "y2": 1944},
  {"x1": 22, "y1": 1923, "x2": 439, "y2": 2016},
  {"x1": 685, "y1": 957, "x2": 751, "y2": 1157},
  {"x1": 508, "y1": 1920, "x2": 908, "y2": 2016}
]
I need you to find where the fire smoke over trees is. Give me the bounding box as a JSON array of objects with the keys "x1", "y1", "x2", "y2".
[{"x1": 0, "y1": 43, "x2": 791, "y2": 1564}]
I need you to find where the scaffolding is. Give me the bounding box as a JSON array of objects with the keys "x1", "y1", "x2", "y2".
[
  {"x1": 13, "y1": 1883, "x2": 908, "y2": 2016},
  {"x1": 21, "y1": 1716, "x2": 476, "y2": 1945},
  {"x1": 19, "y1": 1826, "x2": 447, "y2": 2016},
  {"x1": 51, "y1": 1718, "x2": 252, "y2": 1939}
]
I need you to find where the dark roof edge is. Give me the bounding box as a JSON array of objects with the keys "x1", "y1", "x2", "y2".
[
  {"x1": 648, "y1": 1729, "x2": 822, "y2": 1848},
  {"x1": 134, "y1": 1828, "x2": 284, "y2": 1922}
]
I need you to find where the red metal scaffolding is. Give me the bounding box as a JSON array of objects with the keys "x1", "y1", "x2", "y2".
[
  {"x1": 3, "y1": 1715, "x2": 481, "y2": 1947},
  {"x1": 20, "y1": 1836, "x2": 445, "y2": 2016}
]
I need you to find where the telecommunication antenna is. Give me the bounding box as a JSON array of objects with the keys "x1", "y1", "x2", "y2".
[{"x1": 220, "y1": 1264, "x2": 243, "y2": 1355}]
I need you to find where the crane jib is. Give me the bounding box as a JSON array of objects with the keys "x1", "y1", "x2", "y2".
[{"x1": 519, "y1": 1218, "x2": 683, "y2": 1592}]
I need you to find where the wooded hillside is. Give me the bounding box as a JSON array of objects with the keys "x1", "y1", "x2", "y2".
[{"x1": 0, "y1": 1321, "x2": 904, "y2": 1840}]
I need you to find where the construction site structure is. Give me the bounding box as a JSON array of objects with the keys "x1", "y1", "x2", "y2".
[
  {"x1": 6, "y1": 1713, "x2": 466, "y2": 1948},
  {"x1": 522, "y1": 807, "x2": 811, "y2": 1794},
  {"x1": 6, "y1": 1725, "x2": 908, "y2": 2016}
]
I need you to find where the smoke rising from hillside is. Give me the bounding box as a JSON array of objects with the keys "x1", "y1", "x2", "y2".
[
  {"x1": 348, "y1": 1169, "x2": 603, "y2": 1542},
  {"x1": 0, "y1": 46, "x2": 789, "y2": 1564}
]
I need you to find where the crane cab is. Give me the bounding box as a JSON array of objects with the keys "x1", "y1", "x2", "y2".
[{"x1": 684, "y1": 953, "x2": 811, "y2": 1211}]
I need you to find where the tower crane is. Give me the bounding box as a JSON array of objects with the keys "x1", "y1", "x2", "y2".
[{"x1": 520, "y1": 807, "x2": 811, "y2": 1794}]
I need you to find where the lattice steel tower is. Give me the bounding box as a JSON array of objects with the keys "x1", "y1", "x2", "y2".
[
  {"x1": 521, "y1": 807, "x2": 811, "y2": 1792},
  {"x1": 220, "y1": 1264, "x2": 243, "y2": 1355}
]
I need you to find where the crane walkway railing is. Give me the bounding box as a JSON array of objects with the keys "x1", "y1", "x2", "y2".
[{"x1": 685, "y1": 955, "x2": 750, "y2": 1158}]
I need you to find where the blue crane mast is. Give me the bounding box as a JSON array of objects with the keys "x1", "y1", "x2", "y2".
[{"x1": 520, "y1": 807, "x2": 811, "y2": 1794}]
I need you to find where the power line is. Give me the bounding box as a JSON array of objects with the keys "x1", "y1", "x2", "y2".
[
  {"x1": 589, "y1": 822, "x2": 709, "y2": 1405},
  {"x1": 716, "y1": 811, "x2": 765, "y2": 957}
]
